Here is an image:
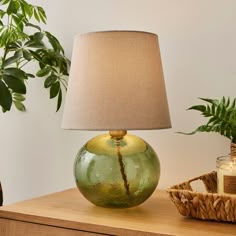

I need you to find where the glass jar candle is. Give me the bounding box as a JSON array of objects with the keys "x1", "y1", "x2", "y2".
[{"x1": 217, "y1": 155, "x2": 236, "y2": 194}]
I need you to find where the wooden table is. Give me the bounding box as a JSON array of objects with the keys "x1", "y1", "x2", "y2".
[{"x1": 0, "y1": 188, "x2": 235, "y2": 236}]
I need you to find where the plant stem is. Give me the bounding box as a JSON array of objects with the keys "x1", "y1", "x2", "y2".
[
  {"x1": 19, "y1": 60, "x2": 30, "y2": 69},
  {"x1": 2, "y1": 16, "x2": 11, "y2": 66},
  {"x1": 115, "y1": 140, "x2": 130, "y2": 195},
  {"x1": 58, "y1": 77, "x2": 67, "y2": 91}
]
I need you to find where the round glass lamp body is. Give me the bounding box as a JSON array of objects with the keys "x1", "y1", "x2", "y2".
[{"x1": 74, "y1": 133, "x2": 160, "y2": 208}]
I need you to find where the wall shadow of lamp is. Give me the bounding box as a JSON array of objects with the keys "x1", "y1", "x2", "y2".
[{"x1": 62, "y1": 31, "x2": 171, "y2": 208}]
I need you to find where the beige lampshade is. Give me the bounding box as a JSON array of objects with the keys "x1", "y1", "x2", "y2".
[{"x1": 62, "y1": 31, "x2": 171, "y2": 130}]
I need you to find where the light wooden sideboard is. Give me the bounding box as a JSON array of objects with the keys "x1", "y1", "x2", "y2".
[{"x1": 0, "y1": 188, "x2": 235, "y2": 236}]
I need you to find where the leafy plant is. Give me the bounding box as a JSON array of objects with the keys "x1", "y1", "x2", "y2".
[
  {"x1": 180, "y1": 97, "x2": 236, "y2": 143},
  {"x1": 0, "y1": 0, "x2": 70, "y2": 112}
]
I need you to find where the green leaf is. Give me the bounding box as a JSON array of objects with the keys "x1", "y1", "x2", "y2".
[
  {"x1": 21, "y1": 1, "x2": 33, "y2": 18},
  {"x1": 33, "y1": 32, "x2": 44, "y2": 42},
  {"x1": 226, "y1": 97, "x2": 230, "y2": 108},
  {"x1": 222, "y1": 96, "x2": 226, "y2": 106},
  {"x1": 37, "y1": 6, "x2": 47, "y2": 24},
  {"x1": 0, "y1": 1, "x2": 69, "y2": 112},
  {"x1": 14, "y1": 101, "x2": 26, "y2": 111},
  {"x1": 14, "y1": 49, "x2": 23, "y2": 58},
  {"x1": 25, "y1": 22, "x2": 41, "y2": 31},
  {"x1": 216, "y1": 104, "x2": 222, "y2": 116},
  {"x1": 25, "y1": 40, "x2": 45, "y2": 48},
  {"x1": 33, "y1": 8, "x2": 40, "y2": 22},
  {"x1": 26, "y1": 73, "x2": 35, "y2": 78},
  {"x1": 2, "y1": 55, "x2": 20, "y2": 67},
  {"x1": 4, "y1": 68, "x2": 27, "y2": 80},
  {"x1": 25, "y1": 4, "x2": 33, "y2": 18},
  {"x1": 207, "y1": 116, "x2": 216, "y2": 125},
  {"x1": 0, "y1": 28, "x2": 8, "y2": 47},
  {"x1": 45, "y1": 31, "x2": 64, "y2": 54},
  {"x1": 0, "y1": 9, "x2": 6, "y2": 18},
  {"x1": 211, "y1": 104, "x2": 216, "y2": 114},
  {"x1": 204, "y1": 105, "x2": 211, "y2": 116},
  {"x1": 28, "y1": 49, "x2": 42, "y2": 61},
  {"x1": 36, "y1": 67, "x2": 51, "y2": 77},
  {"x1": 3, "y1": 75, "x2": 26, "y2": 94},
  {"x1": 6, "y1": 0, "x2": 19, "y2": 15},
  {"x1": 44, "y1": 74, "x2": 57, "y2": 88},
  {"x1": 19, "y1": 1, "x2": 26, "y2": 16},
  {"x1": 50, "y1": 81, "x2": 60, "y2": 98},
  {"x1": 22, "y1": 49, "x2": 32, "y2": 61},
  {"x1": 13, "y1": 93, "x2": 25, "y2": 101},
  {"x1": 187, "y1": 105, "x2": 206, "y2": 112},
  {"x1": 199, "y1": 97, "x2": 218, "y2": 105},
  {"x1": 0, "y1": 79, "x2": 12, "y2": 111},
  {"x1": 56, "y1": 89, "x2": 62, "y2": 111},
  {"x1": 0, "y1": 0, "x2": 11, "y2": 5},
  {"x1": 8, "y1": 41, "x2": 22, "y2": 48},
  {"x1": 180, "y1": 97, "x2": 236, "y2": 142},
  {"x1": 12, "y1": 15, "x2": 24, "y2": 31}
]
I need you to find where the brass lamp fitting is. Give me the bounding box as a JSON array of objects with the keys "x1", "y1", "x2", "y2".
[{"x1": 109, "y1": 130, "x2": 127, "y2": 140}]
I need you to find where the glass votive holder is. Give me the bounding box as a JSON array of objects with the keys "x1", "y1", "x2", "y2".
[{"x1": 217, "y1": 155, "x2": 236, "y2": 194}]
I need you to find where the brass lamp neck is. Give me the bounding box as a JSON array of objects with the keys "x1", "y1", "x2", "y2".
[{"x1": 109, "y1": 130, "x2": 127, "y2": 140}]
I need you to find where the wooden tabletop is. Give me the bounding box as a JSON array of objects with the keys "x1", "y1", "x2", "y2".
[{"x1": 0, "y1": 188, "x2": 235, "y2": 236}]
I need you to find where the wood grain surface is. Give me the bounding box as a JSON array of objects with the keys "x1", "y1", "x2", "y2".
[{"x1": 0, "y1": 188, "x2": 235, "y2": 236}]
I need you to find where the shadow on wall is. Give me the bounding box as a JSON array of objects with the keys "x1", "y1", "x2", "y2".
[{"x1": 0, "y1": 182, "x2": 2, "y2": 206}]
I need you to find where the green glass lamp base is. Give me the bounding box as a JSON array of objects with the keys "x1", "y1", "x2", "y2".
[{"x1": 74, "y1": 131, "x2": 160, "y2": 208}]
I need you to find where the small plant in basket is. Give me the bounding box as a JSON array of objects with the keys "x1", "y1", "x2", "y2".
[{"x1": 179, "y1": 97, "x2": 236, "y2": 154}]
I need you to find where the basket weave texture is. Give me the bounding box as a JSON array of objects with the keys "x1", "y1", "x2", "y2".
[{"x1": 167, "y1": 171, "x2": 236, "y2": 223}]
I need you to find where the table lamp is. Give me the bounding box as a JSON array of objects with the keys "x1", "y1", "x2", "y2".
[{"x1": 62, "y1": 31, "x2": 171, "y2": 208}]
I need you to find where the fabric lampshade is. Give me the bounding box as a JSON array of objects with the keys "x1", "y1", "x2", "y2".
[{"x1": 62, "y1": 31, "x2": 171, "y2": 130}]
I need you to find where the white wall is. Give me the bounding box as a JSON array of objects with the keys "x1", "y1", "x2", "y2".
[{"x1": 0, "y1": 0, "x2": 235, "y2": 204}]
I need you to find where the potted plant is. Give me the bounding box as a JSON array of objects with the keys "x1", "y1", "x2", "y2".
[
  {"x1": 0, "y1": 0, "x2": 70, "y2": 112},
  {"x1": 180, "y1": 97, "x2": 236, "y2": 155}
]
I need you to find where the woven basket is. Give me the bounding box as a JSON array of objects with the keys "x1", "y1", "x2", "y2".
[{"x1": 167, "y1": 171, "x2": 236, "y2": 223}]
